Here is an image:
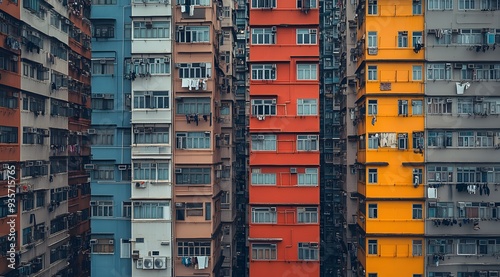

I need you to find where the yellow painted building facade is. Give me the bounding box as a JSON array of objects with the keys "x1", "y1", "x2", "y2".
[{"x1": 354, "y1": 0, "x2": 425, "y2": 276}]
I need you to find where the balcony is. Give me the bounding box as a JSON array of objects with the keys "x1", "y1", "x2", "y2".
[
  {"x1": 131, "y1": 0, "x2": 172, "y2": 17},
  {"x1": 131, "y1": 144, "x2": 172, "y2": 158},
  {"x1": 131, "y1": 109, "x2": 172, "y2": 124},
  {"x1": 131, "y1": 180, "x2": 172, "y2": 199}
]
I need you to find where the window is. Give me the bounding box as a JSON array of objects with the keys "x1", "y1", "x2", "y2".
[
  {"x1": 251, "y1": 169, "x2": 276, "y2": 185},
  {"x1": 133, "y1": 127, "x2": 169, "y2": 144},
  {"x1": 368, "y1": 240, "x2": 378, "y2": 255},
  {"x1": 412, "y1": 65, "x2": 422, "y2": 81},
  {"x1": 368, "y1": 204, "x2": 378, "y2": 218},
  {"x1": 428, "y1": 0, "x2": 453, "y2": 9},
  {"x1": 94, "y1": 23, "x2": 115, "y2": 38},
  {"x1": 368, "y1": 134, "x2": 379, "y2": 149},
  {"x1": 457, "y1": 98, "x2": 473, "y2": 114},
  {"x1": 251, "y1": 64, "x2": 276, "y2": 80},
  {"x1": 368, "y1": 31, "x2": 377, "y2": 48},
  {"x1": 367, "y1": 100, "x2": 378, "y2": 115},
  {"x1": 398, "y1": 100, "x2": 409, "y2": 116},
  {"x1": 122, "y1": 202, "x2": 131, "y2": 218},
  {"x1": 177, "y1": 26, "x2": 210, "y2": 43},
  {"x1": 36, "y1": 191, "x2": 45, "y2": 207},
  {"x1": 175, "y1": 168, "x2": 211, "y2": 185},
  {"x1": 133, "y1": 162, "x2": 169, "y2": 181},
  {"x1": 133, "y1": 91, "x2": 169, "y2": 109},
  {"x1": 297, "y1": 99, "x2": 318, "y2": 115},
  {"x1": 252, "y1": 99, "x2": 277, "y2": 116},
  {"x1": 427, "y1": 64, "x2": 451, "y2": 80},
  {"x1": 413, "y1": 240, "x2": 423, "y2": 256},
  {"x1": 176, "y1": 97, "x2": 211, "y2": 115},
  {"x1": 297, "y1": 64, "x2": 317, "y2": 80},
  {"x1": 475, "y1": 131, "x2": 494, "y2": 147},
  {"x1": 133, "y1": 21, "x2": 170, "y2": 39},
  {"x1": 478, "y1": 239, "x2": 500, "y2": 255},
  {"x1": 458, "y1": 239, "x2": 477, "y2": 255},
  {"x1": 91, "y1": 200, "x2": 113, "y2": 217},
  {"x1": 93, "y1": 165, "x2": 114, "y2": 180},
  {"x1": 398, "y1": 133, "x2": 408, "y2": 150},
  {"x1": 427, "y1": 166, "x2": 453, "y2": 182},
  {"x1": 413, "y1": 168, "x2": 423, "y2": 186},
  {"x1": 23, "y1": 127, "x2": 46, "y2": 145},
  {"x1": 205, "y1": 202, "x2": 211, "y2": 220},
  {"x1": 252, "y1": 244, "x2": 277, "y2": 260},
  {"x1": 427, "y1": 131, "x2": 453, "y2": 148},
  {"x1": 176, "y1": 132, "x2": 211, "y2": 149},
  {"x1": 297, "y1": 207, "x2": 318, "y2": 223},
  {"x1": 427, "y1": 98, "x2": 452, "y2": 114},
  {"x1": 367, "y1": 0, "x2": 377, "y2": 14},
  {"x1": 133, "y1": 202, "x2": 169, "y2": 219},
  {"x1": 456, "y1": 131, "x2": 474, "y2": 148},
  {"x1": 368, "y1": 169, "x2": 378, "y2": 184},
  {"x1": 298, "y1": 168, "x2": 318, "y2": 186},
  {"x1": 413, "y1": 1, "x2": 422, "y2": 14},
  {"x1": 176, "y1": 202, "x2": 204, "y2": 220},
  {"x1": 297, "y1": 0, "x2": 317, "y2": 8},
  {"x1": 91, "y1": 128, "x2": 114, "y2": 145},
  {"x1": 297, "y1": 29, "x2": 317, "y2": 44},
  {"x1": 412, "y1": 100, "x2": 423, "y2": 115},
  {"x1": 120, "y1": 239, "x2": 131, "y2": 258},
  {"x1": 177, "y1": 241, "x2": 211, "y2": 257},
  {"x1": 22, "y1": 227, "x2": 32, "y2": 245},
  {"x1": 128, "y1": 58, "x2": 170, "y2": 75},
  {"x1": 398, "y1": 31, "x2": 408, "y2": 47},
  {"x1": 91, "y1": 97, "x2": 114, "y2": 110},
  {"x1": 459, "y1": 0, "x2": 479, "y2": 9},
  {"x1": 252, "y1": 207, "x2": 277, "y2": 223},
  {"x1": 252, "y1": 28, "x2": 276, "y2": 44},
  {"x1": 298, "y1": 243, "x2": 319, "y2": 260},
  {"x1": 428, "y1": 202, "x2": 454, "y2": 218},
  {"x1": 251, "y1": 0, "x2": 276, "y2": 8},
  {"x1": 92, "y1": 59, "x2": 114, "y2": 75},
  {"x1": 428, "y1": 239, "x2": 453, "y2": 254},
  {"x1": 251, "y1": 134, "x2": 276, "y2": 151},
  {"x1": 91, "y1": 238, "x2": 115, "y2": 254},
  {"x1": 297, "y1": 135, "x2": 319, "y2": 151},
  {"x1": 178, "y1": 62, "x2": 212, "y2": 78},
  {"x1": 368, "y1": 65, "x2": 377, "y2": 80},
  {"x1": 412, "y1": 204, "x2": 423, "y2": 219},
  {"x1": 0, "y1": 126, "x2": 18, "y2": 143},
  {"x1": 457, "y1": 167, "x2": 477, "y2": 183},
  {"x1": 412, "y1": 31, "x2": 423, "y2": 48}
]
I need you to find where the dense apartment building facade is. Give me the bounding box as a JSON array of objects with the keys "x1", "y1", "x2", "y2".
[
  {"x1": 247, "y1": 0, "x2": 321, "y2": 276},
  {"x1": 423, "y1": 3, "x2": 500, "y2": 277},
  {"x1": 1, "y1": 0, "x2": 92, "y2": 276},
  {"x1": 90, "y1": 0, "x2": 245, "y2": 276},
  {"x1": 338, "y1": 0, "x2": 500, "y2": 276}
]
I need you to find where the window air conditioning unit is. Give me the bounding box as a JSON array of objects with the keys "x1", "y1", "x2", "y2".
[
  {"x1": 290, "y1": 168, "x2": 298, "y2": 174},
  {"x1": 175, "y1": 168, "x2": 182, "y2": 174},
  {"x1": 118, "y1": 165, "x2": 127, "y2": 170},
  {"x1": 143, "y1": 257, "x2": 154, "y2": 270},
  {"x1": 446, "y1": 98, "x2": 452, "y2": 103},
  {"x1": 216, "y1": 165, "x2": 223, "y2": 171},
  {"x1": 136, "y1": 259, "x2": 144, "y2": 269},
  {"x1": 35, "y1": 161, "x2": 43, "y2": 166},
  {"x1": 154, "y1": 257, "x2": 167, "y2": 269},
  {"x1": 90, "y1": 239, "x2": 98, "y2": 244},
  {"x1": 135, "y1": 182, "x2": 147, "y2": 188},
  {"x1": 256, "y1": 135, "x2": 265, "y2": 140},
  {"x1": 87, "y1": 129, "x2": 96, "y2": 135},
  {"x1": 454, "y1": 63, "x2": 463, "y2": 69},
  {"x1": 84, "y1": 164, "x2": 95, "y2": 170}
]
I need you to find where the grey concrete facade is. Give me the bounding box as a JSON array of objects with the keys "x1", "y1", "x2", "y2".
[{"x1": 425, "y1": 4, "x2": 500, "y2": 276}]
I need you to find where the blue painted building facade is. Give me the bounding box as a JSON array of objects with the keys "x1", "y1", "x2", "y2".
[{"x1": 90, "y1": 1, "x2": 132, "y2": 276}]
